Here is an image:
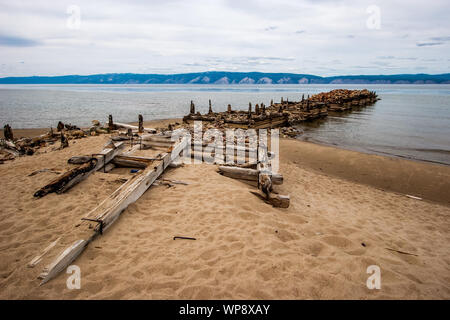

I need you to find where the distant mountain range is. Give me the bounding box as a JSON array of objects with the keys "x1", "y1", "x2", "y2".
[{"x1": 1, "y1": 71, "x2": 450, "y2": 84}]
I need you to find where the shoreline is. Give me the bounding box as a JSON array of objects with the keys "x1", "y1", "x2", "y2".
[
  {"x1": 297, "y1": 135, "x2": 450, "y2": 167},
  {"x1": 1, "y1": 118, "x2": 449, "y2": 206}
]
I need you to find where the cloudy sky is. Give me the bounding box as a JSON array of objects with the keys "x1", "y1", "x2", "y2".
[{"x1": 0, "y1": 0, "x2": 449, "y2": 77}]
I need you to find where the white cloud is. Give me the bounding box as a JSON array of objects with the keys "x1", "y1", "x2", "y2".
[{"x1": 0, "y1": 0, "x2": 449, "y2": 76}]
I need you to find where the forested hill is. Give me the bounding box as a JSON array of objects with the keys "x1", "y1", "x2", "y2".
[{"x1": 1, "y1": 71, "x2": 449, "y2": 84}]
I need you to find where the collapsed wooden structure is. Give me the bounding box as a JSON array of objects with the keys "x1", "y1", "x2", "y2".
[
  {"x1": 31, "y1": 130, "x2": 189, "y2": 285},
  {"x1": 0, "y1": 115, "x2": 153, "y2": 164},
  {"x1": 182, "y1": 89, "x2": 378, "y2": 129},
  {"x1": 29, "y1": 112, "x2": 290, "y2": 285},
  {"x1": 23, "y1": 88, "x2": 380, "y2": 285}
]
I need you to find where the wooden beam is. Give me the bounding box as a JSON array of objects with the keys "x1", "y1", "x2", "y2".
[
  {"x1": 37, "y1": 137, "x2": 188, "y2": 285},
  {"x1": 34, "y1": 142, "x2": 125, "y2": 197},
  {"x1": 59, "y1": 142, "x2": 125, "y2": 193},
  {"x1": 114, "y1": 122, "x2": 156, "y2": 133},
  {"x1": 111, "y1": 155, "x2": 156, "y2": 169},
  {"x1": 38, "y1": 239, "x2": 90, "y2": 285},
  {"x1": 142, "y1": 140, "x2": 174, "y2": 149},
  {"x1": 28, "y1": 237, "x2": 60, "y2": 268},
  {"x1": 218, "y1": 166, "x2": 283, "y2": 184},
  {"x1": 140, "y1": 134, "x2": 172, "y2": 142}
]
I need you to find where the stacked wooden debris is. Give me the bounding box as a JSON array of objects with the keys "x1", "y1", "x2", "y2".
[
  {"x1": 182, "y1": 89, "x2": 379, "y2": 130},
  {"x1": 0, "y1": 115, "x2": 154, "y2": 164},
  {"x1": 183, "y1": 100, "x2": 289, "y2": 130},
  {"x1": 309, "y1": 89, "x2": 379, "y2": 112}
]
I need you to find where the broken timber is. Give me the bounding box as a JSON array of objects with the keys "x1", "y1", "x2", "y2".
[
  {"x1": 217, "y1": 163, "x2": 289, "y2": 208},
  {"x1": 114, "y1": 122, "x2": 156, "y2": 134},
  {"x1": 37, "y1": 137, "x2": 189, "y2": 285},
  {"x1": 34, "y1": 142, "x2": 125, "y2": 198},
  {"x1": 218, "y1": 166, "x2": 283, "y2": 185}
]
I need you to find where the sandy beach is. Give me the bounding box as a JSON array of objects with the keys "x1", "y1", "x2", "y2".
[{"x1": 0, "y1": 120, "x2": 449, "y2": 299}]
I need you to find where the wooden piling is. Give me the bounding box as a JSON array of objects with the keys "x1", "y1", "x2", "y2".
[
  {"x1": 138, "y1": 114, "x2": 144, "y2": 133},
  {"x1": 108, "y1": 115, "x2": 114, "y2": 131},
  {"x1": 3, "y1": 124, "x2": 13, "y2": 141},
  {"x1": 57, "y1": 121, "x2": 64, "y2": 132}
]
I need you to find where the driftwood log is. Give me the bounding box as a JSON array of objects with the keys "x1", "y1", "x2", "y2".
[
  {"x1": 34, "y1": 159, "x2": 98, "y2": 197},
  {"x1": 218, "y1": 166, "x2": 283, "y2": 184},
  {"x1": 34, "y1": 142, "x2": 125, "y2": 198}
]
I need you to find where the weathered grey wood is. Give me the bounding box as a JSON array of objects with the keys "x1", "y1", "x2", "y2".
[
  {"x1": 114, "y1": 122, "x2": 156, "y2": 133},
  {"x1": 218, "y1": 166, "x2": 283, "y2": 184},
  {"x1": 142, "y1": 140, "x2": 174, "y2": 149},
  {"x1": 112, "y1": 157, "x2": 148, "y2": 169},
  {"x1": 140, "y1": 135, "x2": 172, "y2": 142},
  {"x1": 39, "y1": 239, "x2": 90, "y2": 285},
  {"x1": 104, "y1": 163, "x2": 115, "y2": 172},
  {"x1": 28, "y1": 237, "x2": 61, "y2": 268},
  {"x1": 58, "y1": 142, "x2": 125, "y2": 193},
  {"x1": 92, "y1": 137, "x2": 188, "y2": 231},
  {"x1": 192, "y1": 142, "x2": 257, "y2": 153}
]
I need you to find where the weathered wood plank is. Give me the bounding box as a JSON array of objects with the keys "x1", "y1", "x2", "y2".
[
  {"x1": 218, "y1": 166, "x2": 283, "y2": 185},
  {"x1": 114, "y1": 122, "x2": 156, "y2": 133},
  {"x1": 142, "y1": 140, "x2": 174, "y2": 149},
  {"x1": 38, "y1": 239, "x2": 90, "y2": 285},
  {"x1": 28, "y1": 237, "x2": 61, "y2": 268}
]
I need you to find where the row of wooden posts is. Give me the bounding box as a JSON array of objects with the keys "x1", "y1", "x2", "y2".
[{"x1": 190, "y1": 99, "x2": 274, "y2": 117}]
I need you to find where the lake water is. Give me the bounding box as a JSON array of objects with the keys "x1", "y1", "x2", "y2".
[{"x1": 1, "y1": 84, "x2": 449, "y2": 165}]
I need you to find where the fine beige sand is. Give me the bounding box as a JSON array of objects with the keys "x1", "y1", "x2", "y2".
[{"x1": 0, "y1": 123, "x2": 449, "y2": 299}]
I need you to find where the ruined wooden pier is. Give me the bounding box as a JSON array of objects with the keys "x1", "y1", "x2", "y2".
[{"x1": 182, "y1": 89, "x2": 378, "y2": 129}]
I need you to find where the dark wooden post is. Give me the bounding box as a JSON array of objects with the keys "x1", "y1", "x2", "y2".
[
  {"x1": 60, "y1": 132, "x2": 69, "y2": 149},
  {"x1": 208, "y1": 100, "x2": 213, "y2": 114},
  {"x1": 227, "y1": 104, "x2": 232, "y2": 113},
  {"x1": 248, "y1": 102, "x2": 252, "y2": 114},
  {"x1": 270, "y1": 99, "x2": 273, "y2": 106},
  {"x1": 57, "y1": 121, "x2": 64, "y2": 132},
  {"x1": 108, "y1": 115, "x2": 114, "y2": 131},
  {"x1": 3, "y1": 124, "x2": 13, "y2": 141},
  {"x1": 138, "y1": 114, "x2": 144, "y2": 133},
  {"x1": 190, "y1": 101, "x2": 195, "y2": 114},
  {"x1": 255, "y1": 104, "x2": 260, "y2": 115},
  {"x1": 281, "y1": 97, "x2": 284, "y2": 103},
  {"x1": 302, "y1": 94, "x2": 304, "y2": 102}
]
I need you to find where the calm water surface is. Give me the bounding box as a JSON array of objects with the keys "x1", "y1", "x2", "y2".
[{"x1": 0, "y1": 84, "x2": 449, "y2": 165}]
